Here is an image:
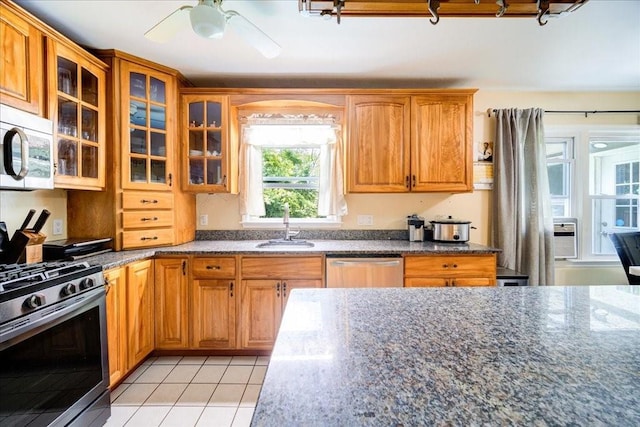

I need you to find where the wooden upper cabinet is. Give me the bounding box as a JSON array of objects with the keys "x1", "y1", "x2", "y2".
[
  {"x1": 411, "y1": 94, "x2": 473, "y2": 192},
  {"x1": 347, "y1": 91, "x2": 475, "y2": 193},
  {"x1": 180, "y1": 94, "x2": 234, "y2": 193},
  {"x1": 0, "y1": 1, "x2": 44, "y2": 115},
  {"x1": 347, "y1": 95, "x2": 411, "y2": 192},
  {"x1": 47, "y1": 39, "x2": 107, "y2": 190},
  {"x1": 120, "y1": 61, "x2": 175, "y2": 191}
]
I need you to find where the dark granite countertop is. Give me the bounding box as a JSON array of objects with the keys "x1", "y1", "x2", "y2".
[
  {"x1": 252, "y1": 286, "x2": 640, "y2": 426},
  {"x1": 83, "y1": 240, "x2": 500, "y2": 270}
]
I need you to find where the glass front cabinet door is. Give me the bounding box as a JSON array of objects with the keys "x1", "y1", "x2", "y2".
[
  {"x1": 49, "y1": 41, "x2": 106, "y2": 190},
  {"x1": 181, "y1": 95, "x2": 232, "y2": 193},
  {"x1": 121, "y1": 63, "x2": 175, "y2": 190}
]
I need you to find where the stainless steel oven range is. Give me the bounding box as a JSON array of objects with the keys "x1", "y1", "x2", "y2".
[{"x1": 0, "y1": 262, "x2": 110, "y2": 427}]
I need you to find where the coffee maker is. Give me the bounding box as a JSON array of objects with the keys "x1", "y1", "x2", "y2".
[{"x1": 407, "y1": 214, "x2": 425, "y2": 242}]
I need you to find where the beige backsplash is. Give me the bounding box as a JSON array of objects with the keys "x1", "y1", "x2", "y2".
[
  {"x1": 196, "y1": 191, "x2": 492, "y2": 245},
  {"x1": 0, "y1": 189, "x2": 68, "y2": 241}
]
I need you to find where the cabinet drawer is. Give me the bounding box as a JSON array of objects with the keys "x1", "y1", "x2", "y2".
[
  {"x1": 122, "y1": 228, "x2": 174, "y2": 248},
  {"x1": 241, "y1": 256, "x2": 323, "y2": 279},
  {"x1": 123, "y1": 211, "x2": 174, "y2": 229},
  {"x1": 404, "y1": 254, "x2": 496, "y2": 277},
  {"x1": 122, "y1": 191, "x2": 173, "y2": 210},
  {"x1": 404, "y1": 277, "x2": 448, "y2": 287},
  {"x1": 193, "y1": 257, "x2": 236, "y2": 278}
]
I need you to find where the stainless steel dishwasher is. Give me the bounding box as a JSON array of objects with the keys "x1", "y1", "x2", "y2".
[{"x1": 326, "y1": 254, "x2": 404, "y2": 287}]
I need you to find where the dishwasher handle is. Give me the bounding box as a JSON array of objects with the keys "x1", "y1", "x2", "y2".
[{"x1": 330, "y1": 260, "x2": 402, "y2": 267}]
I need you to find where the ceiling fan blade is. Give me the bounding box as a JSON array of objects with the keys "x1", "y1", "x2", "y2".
[
  {"x1": 145, "y1": 5, "x2": 192, "y2": 43},
  {"x1": 225, "y1": 10, "x2": 281, "y2": 59}
]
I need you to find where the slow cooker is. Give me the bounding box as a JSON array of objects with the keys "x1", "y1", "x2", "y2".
[{"x1": 430, "y1": 216, "x2": 474, "y2": 242}]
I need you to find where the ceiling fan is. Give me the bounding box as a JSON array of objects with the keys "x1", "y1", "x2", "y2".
[{"x1": 144, "y1": 0, "x2": 281, "y2": 58}]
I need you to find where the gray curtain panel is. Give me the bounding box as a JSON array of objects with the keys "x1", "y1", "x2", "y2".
[{"x1": 492, "y1": 108, "x2": 555, "y2": 285}]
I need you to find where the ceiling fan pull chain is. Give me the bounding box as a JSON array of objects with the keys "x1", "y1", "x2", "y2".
[
  {"x1": 536, "y1": 0, "x2": 550, "y2": 26},
  {"x1": 334, "y1": 0, "x2": 345, "y2": 24},
  {"x1": 496, "y1": 1, "x2": 509, "y2": 18},
  {"x1": 427, "y1": 0, "x2": 440, "y2": 25}
]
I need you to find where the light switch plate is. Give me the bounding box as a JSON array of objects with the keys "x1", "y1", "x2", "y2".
[
  {"x1": 199, "y1": 214, "x2": 208, "y2": 226},
  {"x1": 53, "y1": 219, "x2": 63, "y2": 235}
]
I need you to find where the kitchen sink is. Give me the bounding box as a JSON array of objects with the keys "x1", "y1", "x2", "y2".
[{"x1": 255, "y1": 239, "x2": 315, "y2": 248}]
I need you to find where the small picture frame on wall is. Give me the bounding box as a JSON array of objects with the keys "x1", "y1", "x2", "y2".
[{"x1": 477, "y1": 141, "x2": 494, "y2": 163}]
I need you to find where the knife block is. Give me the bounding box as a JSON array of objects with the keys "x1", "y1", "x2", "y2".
[{"x1": 3, "y1": 230, "x2": 47, "y2": 264}]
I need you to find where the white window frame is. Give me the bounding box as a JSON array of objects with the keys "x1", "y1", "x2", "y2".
[
  {"x1": 239, "y1": 122, "x2": 345, "y2": 229},
  {"x1": 546, "y1": 136, "x2": 575, "y2": 218},
  {"x1": 546, "y1": 125, "x2": 640, "y2": 262}
]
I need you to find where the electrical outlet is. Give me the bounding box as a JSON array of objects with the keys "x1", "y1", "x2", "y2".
[
  {"x1": 199, "y1": 214, "x2": 208, "y2": 226},
  {"x1": 53, "y1": 219, "x2": 63, "y2": 235},
  {"x1": 357, "y1": 215, "x2": 374, "y2": 226}
]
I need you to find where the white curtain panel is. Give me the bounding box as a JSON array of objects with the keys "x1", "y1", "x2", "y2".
[
  {"x1": 318, "y1": 129, "x2": 348, "y2": 217},
  {"x1": 493, "y1": 108, "x2": 555, "y2": 285},
  {"x1": 238, "y1": 127, "x2": 266, "y2": 217}
]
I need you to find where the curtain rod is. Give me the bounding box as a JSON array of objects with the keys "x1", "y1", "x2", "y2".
[{"x1": 487, "y1": 109, "x2": 640, "y2": 118}]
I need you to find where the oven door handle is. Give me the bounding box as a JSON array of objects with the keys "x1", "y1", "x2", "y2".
[
  {"x1": 0, "y1": 286, "x2": 105, "y2": 348},
  {"x1": 3, "y1": 127, "x2": 30, "y2": 180}
]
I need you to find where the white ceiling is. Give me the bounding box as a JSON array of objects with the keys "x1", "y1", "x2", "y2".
[{"x1": 15, "y1": 0, "x2": 640, "y2": 91}]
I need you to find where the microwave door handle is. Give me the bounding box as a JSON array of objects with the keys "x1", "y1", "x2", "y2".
[{"x1": 3, "y1": 127, "x2": 30, "y2": 179}]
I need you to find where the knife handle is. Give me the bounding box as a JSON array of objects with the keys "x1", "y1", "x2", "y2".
[
  {"x1": 20, "y1": 209, "x2": 36, "y2": 231},
  {"x1": 32, "y1": 209, "x2": 51, "y2": 233}
]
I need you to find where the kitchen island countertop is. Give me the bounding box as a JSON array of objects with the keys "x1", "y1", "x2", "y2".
[
  {"x1": 84, "y1": 239, "x2": 500, "y2": 270},
  {"x1": 251, "y1": 286, "x2": 640, "y2": 426}
]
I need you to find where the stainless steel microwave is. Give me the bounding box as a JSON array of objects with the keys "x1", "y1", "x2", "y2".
[{"x1": 0, "y1": 104, "x2": 54, "y2": 190}]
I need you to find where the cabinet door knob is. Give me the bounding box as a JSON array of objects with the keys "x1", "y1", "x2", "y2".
[
  {"x1": 276, "y1": 282, "x2": 280, "y2": 297},
  {"x1": 405, "y1": 176, "x2": 410, "y2": 188},
  {"x1": 442, "y1": 264, "x2": 448, "y2": 268},
  {"x1": 283, "y1": 282, "x2": 287, "y2": 298},
  {"x1": 229, "y1": 282, "x2": 234, "y2": 297},
  {"x1": 412, "y1": 174, "x2": 416, "y2": 188}
]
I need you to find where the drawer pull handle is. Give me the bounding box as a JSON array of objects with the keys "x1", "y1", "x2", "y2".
[
  {"x1": 140, "y1": 236, "x2": 158, "y2": 241},
  {"x1": 141, "y1": 199, "x2": 159, "y2": 204},
  {"x1": 206, "y1": 265, "x2": 221, "y2": 270},
  {"x1": 141, "y1": 217, "x2": 159, "y2": 221}
]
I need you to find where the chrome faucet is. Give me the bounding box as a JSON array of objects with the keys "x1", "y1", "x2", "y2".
[{"x1": 283, "y1": 203, "x2": 299, "y2": 241}]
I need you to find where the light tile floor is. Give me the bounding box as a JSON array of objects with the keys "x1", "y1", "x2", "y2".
[{"x1": 106, "y1": 355, "x2": 268, "y2": 427}]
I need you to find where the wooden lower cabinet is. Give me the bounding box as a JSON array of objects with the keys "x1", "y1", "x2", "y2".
[
  {"x1": 404, "y1": 254, "x2": 497, "y2": 287},
  {"x1": 105, "y1": 259, "x2": 154, "y2": 388},
  {"x1": 191, "y1": 279, "x2": 236, "y2": 349},
  {"x1": 126, "y1": 259, "x2": 155, "y2": 367},
  {"x1": 105, "y1": 266, "x2": 127, "y2": 387},
  {"x1": 239, "y1": 256, "x2": 324, "y2": 350},
  {"x1": 190, "y1": 256, "x2": 237, "y2": 349},
  {"x1": 155, "y1": 258, "x2": 189, "y2": 349}
]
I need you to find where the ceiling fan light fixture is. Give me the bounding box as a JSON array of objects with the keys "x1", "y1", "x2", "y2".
[{"x1": 190, "y1": 2, "x2": 226, "y2": 39}]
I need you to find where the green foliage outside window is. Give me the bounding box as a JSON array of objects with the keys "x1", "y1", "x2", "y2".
[{"x1": 262, "y1": 148, "x2": 320, "y2": 218}]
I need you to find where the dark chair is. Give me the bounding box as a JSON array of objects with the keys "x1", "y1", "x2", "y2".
[{"x1": 610, "y1": 232, "x2": 640, "y2": 285}]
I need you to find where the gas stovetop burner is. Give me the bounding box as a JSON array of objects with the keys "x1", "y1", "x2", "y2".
[
  {"x1": 0, "y1": 261, "x2": 96, "y2": 291},
  {"x1": 0, "y1": 261, "x2": 104, "y2": 318}
]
